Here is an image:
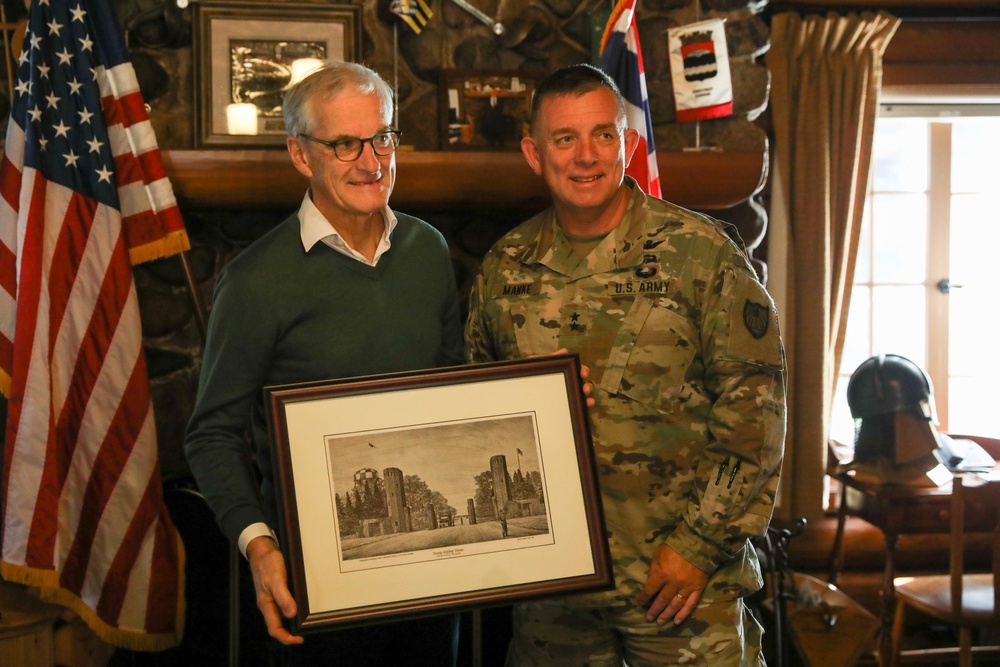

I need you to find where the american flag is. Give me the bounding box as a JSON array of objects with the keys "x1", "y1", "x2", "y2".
[
  {"x1": 0, "y1": 0, "x2": 187, "y2": 650},
  {"x1": 599, "y1": 0, "x2": 662, "y2": 198}
]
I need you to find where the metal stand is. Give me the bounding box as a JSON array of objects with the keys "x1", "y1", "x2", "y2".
[{"x1": 756, "y1": 518, "x2": 807, "y2": 667}]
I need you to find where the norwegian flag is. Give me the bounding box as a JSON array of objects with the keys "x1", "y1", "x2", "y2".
[
  {"x1": 598, "y1": 0, "x2": 662, "y2": 198},
  {"x1": 0, "y1": 0, "x2": 187, "y2": 650}
]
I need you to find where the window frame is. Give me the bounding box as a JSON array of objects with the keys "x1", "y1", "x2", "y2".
[{"x1": 833, "y1": 105, "x2": 1000, "y2": 449}]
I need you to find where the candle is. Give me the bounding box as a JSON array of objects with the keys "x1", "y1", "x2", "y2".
[
  {"x1": 290, "y1": 58, "x2": 324, "y2": 85},
  {"x1": 226, "y1": 103, "x2": 258, "y2": 135}
]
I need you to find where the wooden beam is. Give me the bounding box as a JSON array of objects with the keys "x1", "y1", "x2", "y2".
[
  {"x1": 161, "y1": 149, "x2": 765, "y2": 213},
  {"x1": 770, "y1": 1, "x2": 1000, "y2": 18},
  {"x1": 882, "y1": 20, "x2": 1000, "y2": 95}
]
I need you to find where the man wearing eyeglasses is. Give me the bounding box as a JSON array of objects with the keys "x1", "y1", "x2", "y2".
[{"x1": 185, "y1": 61, "x2": 463, "y2": 665}]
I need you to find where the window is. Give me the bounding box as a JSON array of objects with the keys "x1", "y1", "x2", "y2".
[{"x1": 830, "y1": 108, "x2": 1000, "y2": 449}]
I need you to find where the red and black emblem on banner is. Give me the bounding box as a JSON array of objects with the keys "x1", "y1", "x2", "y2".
[{"x1": 681, "y1": 33, "x2": 718, "y2": 82}]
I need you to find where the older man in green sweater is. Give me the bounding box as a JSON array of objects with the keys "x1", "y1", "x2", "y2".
[{"x1": 184, "y1": 61, "x2": 463, "y2": 665}]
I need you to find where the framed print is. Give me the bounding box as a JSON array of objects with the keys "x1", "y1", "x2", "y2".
[
  {"x1": 439, "y1": 69, "x2": 535, "y2": 151},
  {"x1": 193, "y1": 2, "x2": 361, "y2": 148},
  {"x1": 264, "y1": 355, "x2": 612, "y2": 633}
]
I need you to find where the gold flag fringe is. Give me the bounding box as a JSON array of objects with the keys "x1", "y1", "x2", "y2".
[
  {"x1": 127, "y1": 229, "x2": 192, "y2": 267},
  {"x1": 0, "y1": 532, "x2": 186, "y2": 652}
]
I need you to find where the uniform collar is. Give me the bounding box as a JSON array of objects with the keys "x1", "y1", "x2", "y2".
[{"x1": 523, "y1": 177, "x2": 649, "y2": 277}]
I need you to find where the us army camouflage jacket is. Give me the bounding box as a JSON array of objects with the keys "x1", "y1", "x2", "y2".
[{"x1": 465, "y1": 179, "x2": 787, "y2": 606}]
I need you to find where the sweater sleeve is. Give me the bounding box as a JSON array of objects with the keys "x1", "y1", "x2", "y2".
[
  {"x1": 184, "y1": 266, "x2": 277, "y2": 545},
  {"x1": 435, "y1": 233, "x2": 465, "y2": 368}
]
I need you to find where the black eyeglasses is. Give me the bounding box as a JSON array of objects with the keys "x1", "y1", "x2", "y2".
[{"x1": 297, "y1": 130, "x2": 402, "y2": 161}]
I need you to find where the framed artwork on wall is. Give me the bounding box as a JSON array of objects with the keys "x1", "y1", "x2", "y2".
[
  {"x1": 264, "y1": 355, "x2": 613, "y2": 632},
  {"x1": 193, "y1": 1, "x2": 361, "y2": 148},
  {"x1": 438, "y1": 70, "x2": 535, "y2": 151}
]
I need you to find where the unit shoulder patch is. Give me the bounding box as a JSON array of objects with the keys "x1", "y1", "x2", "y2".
[{"x1": 743, "y1": 299, "x2": 770, "y2": 339}]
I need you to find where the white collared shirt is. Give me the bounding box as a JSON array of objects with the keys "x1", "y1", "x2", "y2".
[{"x1": 297, "y1": 190, "x2": 397, "y2": 266}]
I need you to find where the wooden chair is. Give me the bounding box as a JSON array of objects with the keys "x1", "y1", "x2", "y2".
[{"x1": 890, "y1": 474, "x2": 1000, "y2": 667}]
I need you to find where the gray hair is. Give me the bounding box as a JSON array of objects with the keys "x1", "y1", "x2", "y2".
[{"x1": 282, "y1": 60, "x2": 394, "y2": 137}]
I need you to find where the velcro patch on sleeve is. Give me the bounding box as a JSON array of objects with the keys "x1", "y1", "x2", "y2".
[{"x1": 726, "y1": 270, "x2": 783, "y2": 366}]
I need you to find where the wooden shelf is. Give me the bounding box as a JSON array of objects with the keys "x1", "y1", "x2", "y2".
[{"x1": 161, "y1": 149, "x2": 766, "y2": 212}]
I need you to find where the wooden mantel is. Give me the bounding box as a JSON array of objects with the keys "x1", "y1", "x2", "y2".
[{"x1": 162, "y1": 149, "x2": 766, "y2": 213}]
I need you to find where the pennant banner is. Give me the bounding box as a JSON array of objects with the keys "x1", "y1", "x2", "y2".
[
  {"x1": 598, "y1": 0, "x2": 661, "y2": 198},
  {"x1": 1, "y1": 0, "x2": 188, "y2": 650},
  {"x1": 391, "y1": 0, "x2": 434, "y2": 35},
  {"x1": 668, "y1": 18, "x2": 734, "y2": 123}
]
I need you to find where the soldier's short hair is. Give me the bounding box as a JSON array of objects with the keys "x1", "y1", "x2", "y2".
[{"x1": 528, "y1": 64, "x2": 627, "y2": 135}]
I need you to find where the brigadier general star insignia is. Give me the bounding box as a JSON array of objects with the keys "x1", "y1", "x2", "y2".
[{"x1": 743, "y1": 299, "x2": 770, "y2": 339}]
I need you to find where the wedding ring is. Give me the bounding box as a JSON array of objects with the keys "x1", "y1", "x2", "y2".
[{"x1": 675, "y1": 593, "x2": 685, "y2": 598}]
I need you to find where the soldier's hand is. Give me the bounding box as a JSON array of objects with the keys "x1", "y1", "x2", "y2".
[
  {"x1": 550, "y1": 347, "x2": 595, "y2": 408},
  {"x1": 636, "y1": 544, "x2": 708, "y2": 625},
  {"x1": 247, "y1": 535, "x2": 304, "y2": 645}
]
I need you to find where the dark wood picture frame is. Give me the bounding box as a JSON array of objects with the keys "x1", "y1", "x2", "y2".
[
  {"x1": 193, "y1": 1, "x2": 361, "y2": 148},
  {"x1": 439, "y1": 69, "x2": 535, "y2": 151},
  {"x1": 264, "y1": 355, "x2": 612, "y2": 633}
]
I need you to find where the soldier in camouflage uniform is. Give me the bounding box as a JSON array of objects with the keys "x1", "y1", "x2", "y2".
[{"x1": 465, "y1": 64, "x2": 786, "y2": 666}]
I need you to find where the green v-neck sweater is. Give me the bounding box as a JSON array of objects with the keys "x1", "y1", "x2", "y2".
[{"x1": 184, "y1": 211, "x2": 464, "y2": 543}]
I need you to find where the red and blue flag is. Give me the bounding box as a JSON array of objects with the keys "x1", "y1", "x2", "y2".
[{"x1": 599, "y1": 0, "x2": 662, "y2": 198}]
